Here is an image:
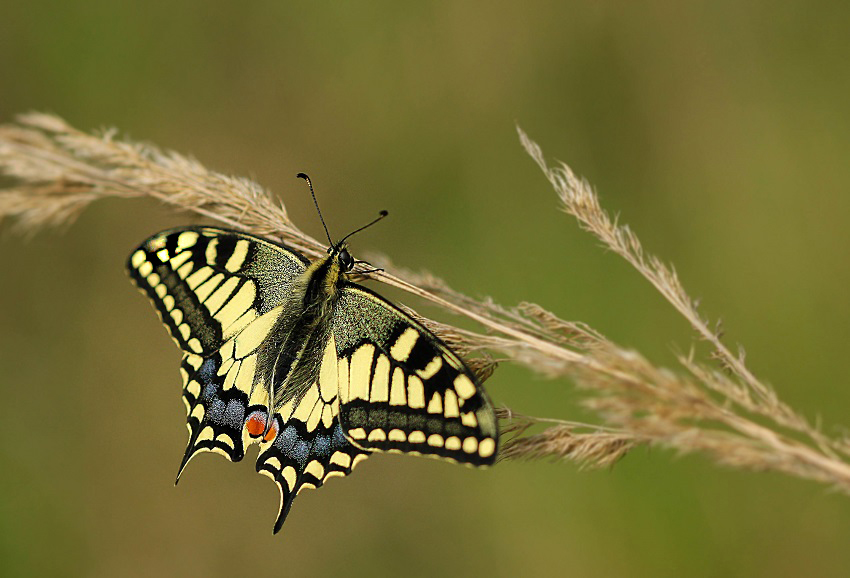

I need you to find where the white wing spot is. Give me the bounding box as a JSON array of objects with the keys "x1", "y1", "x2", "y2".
[
  {"x1": 369, "y1": 355, "x2": 390, "y2": 403},
  {"x1": 389, "y1": 366, "x2": 407, "y2": 406},
  {"x1": 131, "y1": 250, "x2": 146, "y2": 268},
  {"x1": 444, "y1": 389, "x2": 459, "y2": 418},
  {"x1": 222, "y1": 362, "x2": 240, "y2": 391},
  {"x1": 427, "y1": 434, "x2": 444, "y2": 447},
  {"x1": 330, "y1": 451, "x2": 352, "y2": 469},
  {"x1": 427, "y1": 391, "x2": 443, "y2": 414},
  {"x1": 319, "y1": 338, "x2": 339, "y2": 402},
  {"x1": 461, "y1": 412, "x2": 478, "y2": 427},
  {"x1": 205, "y1": 237, "x2": 219, "y2": 264},
  {"x1": 453, "y1": 375, "x2": 476, "y2": 400},
  {"x1": 177, "y1": 231, "x2": 199, "y2": 249},
  {"x1": 197, "y1": 426, "x2": 215, "y2": 442},
  {"x1": 305, "y1": 460, "x2": 325, "y2": 480},
  {"x1": 321, "y1": 403, "x2": 335, "y2": 428},
  {"x1": 218, "y1": 354, "x2": 235, "y2": 376},
  {"x1": 390, "y1": 327, "x2": 418, "y2": 362},
  {"x1": 281, "y1": 466, "x2": 297, "y2": 490},
  {"x1": 186, "y1": 380, "x2": 201, "y2": 399},
  {"x1": 407, "y1": 375, "x2": 425, "y2": 409},
  {"x1": 349, "y1": 344, "x2": 375, "y2": 402},
  {"x1": 293, "y1": 386, "x2": 320, "y2": 423},
  {"x1": 265, "y1": 456, "x2": 282, "y2": 471},
  {"x1": 417, "y1": 356, "x2": 443, "y2": 380},
  {"x1": 215, "y1": 433, "x2": 234, "y2": 449},
  {"x1": 306, "y1": 400, "x2": 323, "y2": 432},
  {"x1": 225, "y1": 239, "x2": 250, "y2": 272},
  {"x1": 478, "y1": 438, "x2": 496, "y2": 458}
]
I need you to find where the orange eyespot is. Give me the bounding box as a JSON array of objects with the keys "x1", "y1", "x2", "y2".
[
  {"x1": 263, "y1": 422, "x2": 279, "y2": 442},
  {"x1": 245, "y1": 410, "x2": 280, "y2": 441},
  {"x1": 246, "y1": 412, "x2": 267, "y2": 438}
]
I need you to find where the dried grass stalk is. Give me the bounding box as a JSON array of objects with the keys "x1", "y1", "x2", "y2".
[{"x1": 2, "y1": 113, "x2": 850, "y2": 492}]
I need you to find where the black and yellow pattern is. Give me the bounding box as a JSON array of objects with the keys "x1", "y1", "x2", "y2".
[
  {"x1": 128, "y1": 226, "x2": 498, "y2": 533},
  {"x1": 334, "y1": 287, "x2": 497, "y2": 463}
]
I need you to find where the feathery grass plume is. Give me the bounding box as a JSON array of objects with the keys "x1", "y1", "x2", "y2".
[
  {"x1": 2, "y1": 113, "x2": 850, "y2": 489},
  {"x1": 496, "y1": 408, "x2": 638, "y2": 468}
]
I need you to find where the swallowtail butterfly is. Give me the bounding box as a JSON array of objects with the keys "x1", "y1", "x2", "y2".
[{"x1": 127, "y1": 176, "x2": 498, "y2": 533}]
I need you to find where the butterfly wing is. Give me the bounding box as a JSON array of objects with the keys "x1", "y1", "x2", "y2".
[
  {"x1": 129, "y1": 227, "x2": 369, "y2": 532},
  {"x1": 333, "y1": 284, "x2": 499, "y2": 465},
  {"x1": 127, "y1": 226, "x2": 309, "y2": 356},
  {"x1": 255, "y1": 334, "x2": 371, "y2": 533},
  {"x1": 128, "y1": 227, "x2": 309, "y2": 471}
]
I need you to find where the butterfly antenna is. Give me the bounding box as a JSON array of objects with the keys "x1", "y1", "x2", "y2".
[
  {"x1": 338, "y1": 210, "x2": 389, "y2": 245},
  {"x1": 297, "y1": 172, "x2": 334, "y2": 247}
]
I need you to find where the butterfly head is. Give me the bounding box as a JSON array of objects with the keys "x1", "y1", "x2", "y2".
[
  {"x1": 327, "y1": 241, "x2": 355, "y2": 272},
  {"x1": 336, "y1": 245, "x2": 355, "y2": 272}
]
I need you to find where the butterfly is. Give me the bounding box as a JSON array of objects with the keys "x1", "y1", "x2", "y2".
[{"x1": 127, "y1": 175, "x2": 498, "y2": 533}]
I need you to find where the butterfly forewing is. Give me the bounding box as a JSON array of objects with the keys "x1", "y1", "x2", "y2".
[
  {"x1": 333, "y1": 285, "x2": 499, "y2": 465},
  {"x1": 128, "y1": 227, "x2": 308, "y2": 355}
]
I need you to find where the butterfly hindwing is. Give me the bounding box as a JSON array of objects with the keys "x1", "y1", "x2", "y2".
[
  {"x1": 178, "y1": 352, "x2": 250, "y2": 476},
  {"x1": 128, "y1": 227, "x2": 308, "y2": 355},
  {"x1": 333, "y1": 285, "x2": 498, "y2": 465},
  {"x1": 256, "y1": 416, "x2": 370, "y2": 533},
  {"x1": 255, "y1": 336, "x2": 371, "y2": 533}
]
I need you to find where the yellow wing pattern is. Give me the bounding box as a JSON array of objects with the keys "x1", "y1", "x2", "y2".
[{"x1": 333, "y1": 285, "x2": 498, "y2": 465}]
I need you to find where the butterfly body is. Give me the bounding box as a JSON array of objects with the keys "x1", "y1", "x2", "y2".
[
  {"x1": 260, "y1": 250, "x2": 346, "y2": 409},
  {"x1": 128, "y1": 226, "x2": 497, "y2": 533}
]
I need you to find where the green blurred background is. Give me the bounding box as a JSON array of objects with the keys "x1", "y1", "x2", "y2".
[{"x1": 2, "y1": 1, "x2": 850, "y2": 576}]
